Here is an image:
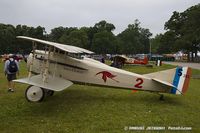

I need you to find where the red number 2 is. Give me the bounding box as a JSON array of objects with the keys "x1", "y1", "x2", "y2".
[{"x1": 134, "y1": 78, "x2": 143, "y2": 88}]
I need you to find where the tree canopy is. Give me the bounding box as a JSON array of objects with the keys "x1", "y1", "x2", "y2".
[
  {"x1": 151, "y1": 3, "x2": 200, "y2": 61},
  {"x1": 0, "y1": 24, "x2": 45, "y2": 54},
  {"x1": 0, "y1": 20, "x2": 152, "y2": 55},
  {"x1": 118, "y1": 20, "x2": 152, "y2": 54}
]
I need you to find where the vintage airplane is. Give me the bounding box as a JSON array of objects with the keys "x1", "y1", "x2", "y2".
[
  {"x1": 125, "y1": 56, "x2": 148, "y2": 65},
  {"x1": 111, "y1": 55, "x2": 148, "y2": 68},
  {"x1": 14, "y1": 36, "x2": 192, "y2": 102}
]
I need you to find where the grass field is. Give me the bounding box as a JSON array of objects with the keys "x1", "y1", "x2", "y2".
[{"x1": 0, "y1": 61, "x2": 200, "y2": 133}]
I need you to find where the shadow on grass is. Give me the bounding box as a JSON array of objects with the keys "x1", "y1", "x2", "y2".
[{"x1": 25, "y1": 86, "x2": 184, "y2": 116}]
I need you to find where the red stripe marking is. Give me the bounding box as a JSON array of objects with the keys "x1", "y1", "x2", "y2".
[{"x1": 182, "y1": 67, "x2": 192, "y2": 94}]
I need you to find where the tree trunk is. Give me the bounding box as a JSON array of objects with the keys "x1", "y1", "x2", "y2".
[
  {"x1": 194, "y1": 50, "x2": 198, "y2": 62},
  {"x1": 187, "y1": 52, "x2": 190, "y2": 62},
  {"x1": 191, "y1": 52, "x2": 194, "y2": 62}
]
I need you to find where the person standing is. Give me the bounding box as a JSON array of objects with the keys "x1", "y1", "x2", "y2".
[
  {"x1": 4, "y1": 54, "x2": 19, "y2": 92},
  {"x1": 101, "y1": 57, "x2": 105, "y2": 64}
]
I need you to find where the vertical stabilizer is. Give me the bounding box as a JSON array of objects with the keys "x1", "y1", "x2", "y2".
[{"x1": 170, "y1": 67, "x2": 192, "y2": 94}]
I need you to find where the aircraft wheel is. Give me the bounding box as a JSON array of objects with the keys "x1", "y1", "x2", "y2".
[
  {"x1": 159, "y1": 94, "x2": 164, "y2": 101},
  {"x1": 25, "y1": 85, "x2": 45, "y2": 102},
  {"x1": 44, "y1": 89, "x2": 54, "y2": 96}
]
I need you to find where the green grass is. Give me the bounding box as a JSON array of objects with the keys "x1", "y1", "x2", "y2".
[
  {"x1": 0, "y1": 61, "x2": 200, "y2": 133},
  {"x1": 123, "y1": 63, "x2": 175, "y2": 74}
]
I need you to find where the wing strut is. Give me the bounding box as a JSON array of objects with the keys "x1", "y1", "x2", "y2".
[
  {"x1": 28, "y1": 41, "x2": 37, "y2": 79},
  {"x1": 53, "y1": 47, "x2": 58, "y2": 78},
  {"x1": 42, "y1": 46, "x2": 52, "y2": 83}
]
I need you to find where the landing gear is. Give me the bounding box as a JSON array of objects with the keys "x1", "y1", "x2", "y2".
[
  {"x1": 25, "y1": 86, "x2": 55, "y2": 102},
  {"x1": 25, "y1": 85, "x2": 45, "y2": 102},
  {"x1": 44, "y1": 89, "x2": 54, "y2": 96},
  {"x1": 159, "y1": 94, "x2": 164, "y2": 101}
]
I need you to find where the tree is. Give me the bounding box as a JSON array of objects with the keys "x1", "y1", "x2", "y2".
[
  {"x1": 165, "y1": 4, "x2": 200, "y2": 61},
  {"x1": 92, "y1": 31, "x2": 117, "y2": 54},
  {"x1": 139, "y1": 28, "x2": 152, "y2": 53},
  {"x1": 0, "y1": 24, "x2": 16, "y2": 54},
  {"x1": 82, "y1": 27, "x2": 98, "y2": 50},
  {"x1": 118, "y1": 20, "x2": 152, "y2": 54},
  {"x1": 94, "y1": 20, "x2": 115, "y2": 32},
  {"x1": 158, "y1": 31, "x2": 176, "y2": 54},
  {"x1": 150, "y1": 34, "x2": 162, "y2": 54},
  {"x1": 49, "y1": 26, "x2": 66, "y2": 42},
  {"x1": 0, "y1": 24, "x2": 47, "y2": 54},
  {"x1": 0, "y1": 19, "x2": 153, "y2": 55},
  {"x1": 59, "y1": 29, "x2": 88, "y2": 49}
]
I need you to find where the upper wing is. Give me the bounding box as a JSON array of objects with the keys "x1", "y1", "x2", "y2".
[{"x1": 16, "y1": 36, "x2": 94, "y2": 54}]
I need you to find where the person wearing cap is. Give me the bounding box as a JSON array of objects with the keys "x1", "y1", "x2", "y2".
[{"x1": 4, "y1": 54, "x2": 19, "y2": 92}]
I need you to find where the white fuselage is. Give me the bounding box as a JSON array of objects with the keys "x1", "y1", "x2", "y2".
[{"x1": 27, "y1": 51, "x2": 170, "y2": 93}]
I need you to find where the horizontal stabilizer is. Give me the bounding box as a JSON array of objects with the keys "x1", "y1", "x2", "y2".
[
  {"x1": 14, "y1": 75, "x2": 73, "y2": 91},
  {"x1": 152, "y1": 78, "x2": 175, "y2": 88},
  {"x1": 144, "y1": 68, "x2": 176, "y2": 83}
]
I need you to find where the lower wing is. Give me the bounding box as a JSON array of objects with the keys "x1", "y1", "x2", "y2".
[{"x1": 14, "y1": 74, "x2": 73, "y2": 91}]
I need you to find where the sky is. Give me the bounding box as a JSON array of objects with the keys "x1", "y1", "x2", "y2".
[{"x1": 0, "y1": 0, "x2": 199, "y2": 36}]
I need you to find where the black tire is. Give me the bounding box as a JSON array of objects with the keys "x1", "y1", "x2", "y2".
[
  {"x1": 44, "y1": 89, "x2": 54, "y2": 96},
  {"x1": 25, "y1": 85, "x2": 45, "y2": 102},
  {"x1": 159, "y1": 94, "x2": 164, "y2": 101}
]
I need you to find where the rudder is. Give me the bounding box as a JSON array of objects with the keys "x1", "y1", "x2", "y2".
[{"x1": 170, "y1": 67, "x2": 192, "y2": 95}]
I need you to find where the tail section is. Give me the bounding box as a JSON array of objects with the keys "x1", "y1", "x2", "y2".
[
  {"x1": 144, "y1": 67, "x2": 192, "y2": 95},
  {"x1": 170, "y1": 67, "x2": 192, "y2": 94},
  {"x1": 142, "y1": 56, "x2": 148, "y2": 65}
]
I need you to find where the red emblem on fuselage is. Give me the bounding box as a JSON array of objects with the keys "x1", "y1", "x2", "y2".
[{"x1": 96, "y1": 71, "x2": 119, "y2": 83}]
